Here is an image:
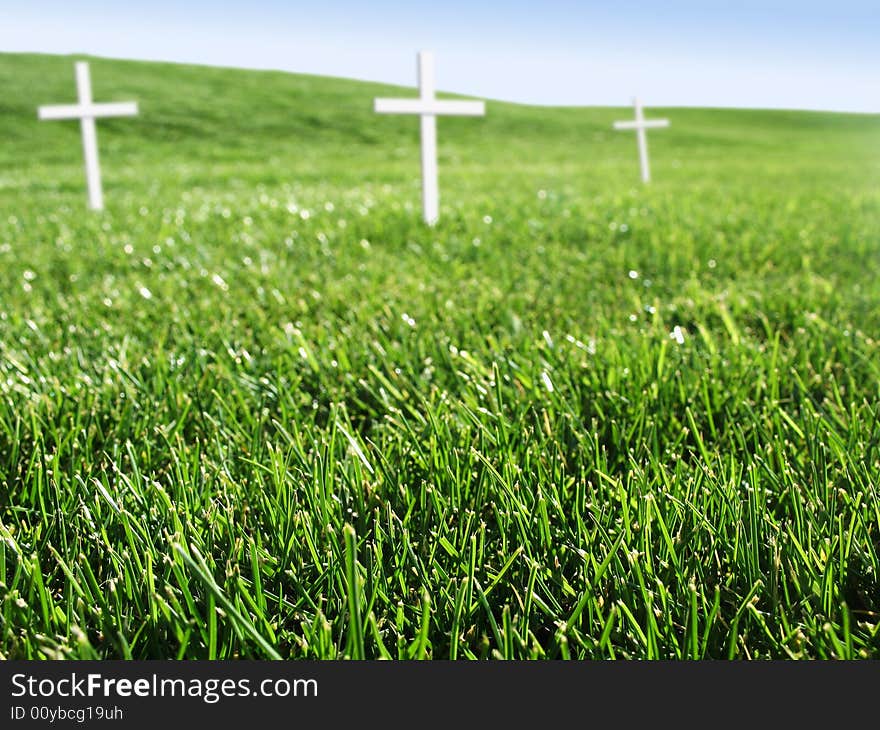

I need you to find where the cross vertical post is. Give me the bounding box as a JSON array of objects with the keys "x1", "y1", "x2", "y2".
[
  {"x1": 634, "y1": 98, "x2": 651, "y2": 183},
  {"x1": 418, "y1": 52, "x2": 439, "y2": 225},
  {"x1": 76, "y1": 62, "x2": 104, "y2": 210}
]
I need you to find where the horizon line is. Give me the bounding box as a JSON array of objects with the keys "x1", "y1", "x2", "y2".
[{"x1": 7, "y1": 49, "x2": 880, "y2": 117}]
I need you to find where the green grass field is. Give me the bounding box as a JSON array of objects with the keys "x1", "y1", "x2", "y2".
[{"x1": 1, "y1": 53, "x2": 879, "y2": 659}]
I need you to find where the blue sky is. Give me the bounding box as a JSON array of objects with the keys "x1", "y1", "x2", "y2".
[{"x1": 1, "y1": 1, "x2": 878, "y2": 112}]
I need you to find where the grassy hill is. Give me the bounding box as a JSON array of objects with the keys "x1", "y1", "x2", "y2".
[{"x1": 0, "y1": 52, "x2": 879, "y2": 659}]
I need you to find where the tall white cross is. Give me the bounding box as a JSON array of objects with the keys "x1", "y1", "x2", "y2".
[
  {"x1": 613, "y1": 98, "x2": 669, "y2": 183},
  {"x1": 38, "y1": 62, "x2": 138, "y2": 210},
  {"x1": 374, "y1": 51, "x2": 485, "y2": 225}
]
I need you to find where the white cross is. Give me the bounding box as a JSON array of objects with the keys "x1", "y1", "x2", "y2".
[
  {"x1": 613, "y1": 98, "x2": 669, "y2": 183},
  {"x1": 374, "y1": 51, "x2": 485, "y2": 225},
  {"x1": 38, "y1": 62, "x2": 138, "y2": 210}
]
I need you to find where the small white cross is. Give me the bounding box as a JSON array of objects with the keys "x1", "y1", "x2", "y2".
[
  {"x1": 38, "y1": 61, "x2": 138, "y2": 210},
  {"x1": 613, "y1": 98, "x2": 669, "y2": 183},
  {"x1": 374, "y1": 51, "x2": 485, "y2": 225}
]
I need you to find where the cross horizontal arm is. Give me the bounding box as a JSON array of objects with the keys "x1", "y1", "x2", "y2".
[
  {"x1": 374, "y1": 98, "x2": 485, "y2": 116},
  {"x1": 38, "y1": 101, "x2": 139, "y2": 120},
  {"x1": 613, "y1": 119, "x2": 670, "y2": 130}
]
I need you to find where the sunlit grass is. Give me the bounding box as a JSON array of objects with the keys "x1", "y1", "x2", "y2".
[{"x1": 1, "y1": 53, "x2": 879, "y2": 659}]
